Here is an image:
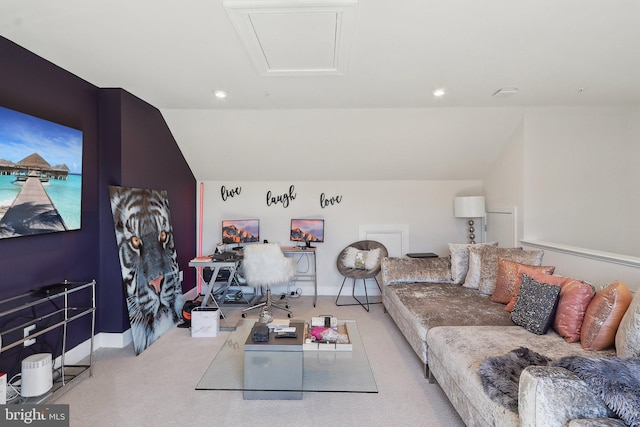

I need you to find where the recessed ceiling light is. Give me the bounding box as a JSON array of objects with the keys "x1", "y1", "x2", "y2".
[
  {"x1": 433, "y1": 88, "x2": 446, "y2": 97},
  {"x1": 213, "y1": 90, "x2": 228, "y2": 99}
]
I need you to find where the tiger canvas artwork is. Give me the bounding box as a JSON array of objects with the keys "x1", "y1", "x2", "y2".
[{"x1": 109, "y1": 186, "x2": 183, "y2": 355}]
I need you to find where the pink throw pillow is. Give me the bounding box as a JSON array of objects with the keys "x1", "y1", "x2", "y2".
[
  {"x1": 581, "y1": 281, "x2": 633, "y2": 351},
  {"x1": 505, "y1": 267, "x2": 568, "y2": 312},
  {"x1": 491, "y1": 259, "x2": 555, "y2": 304},
  {"x1": 553, "y1": 279, "x2": 595, "y2": 343}
]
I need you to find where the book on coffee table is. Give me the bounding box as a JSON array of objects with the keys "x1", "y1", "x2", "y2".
[{"x1": 266, "y1": 319, "x2": 290, "y2": 329}]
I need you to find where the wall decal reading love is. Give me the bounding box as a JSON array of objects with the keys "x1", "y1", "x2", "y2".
[
  {"x1": 320, "y1": 193, "x2": 342, "y2": 209},
  {"x1": 220, "y1": 185, "x2": 242, "y2": 201},
  {"x1": 266, "y1": 185, "x2": 297, "y2": 208}
]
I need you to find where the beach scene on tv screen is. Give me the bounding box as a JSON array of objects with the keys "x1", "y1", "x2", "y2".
[{"x1": 0, "y1": 106, "x2": 82, "y2": 239}]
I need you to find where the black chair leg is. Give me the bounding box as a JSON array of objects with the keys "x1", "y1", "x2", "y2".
[
  {"x1": 351, "y1": 278, "x2": 370, "y2": 312},
  {"x1": 335, "y1": 277, "x2": 350, "y2": 306},
  {"x1": 335, "y1": 277, "x2": 381, "y2": 312}
]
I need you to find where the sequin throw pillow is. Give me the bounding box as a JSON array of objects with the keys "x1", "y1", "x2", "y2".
[{"x1": 511, "y1": 274, "x2": 562, "y2": 335}]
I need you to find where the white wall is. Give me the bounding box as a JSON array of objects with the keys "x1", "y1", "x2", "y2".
[
  {"x1": 195, "y1": 180, "x2": 482, "y2": 296},
  {"x1": 484, "y1": 119, "x2": 525, "y2": 242},
  {"x1": 521, "y1": 244, "x2": 639, "y2": 291},
  {"x1": 524, "y1": 107, "x2": 640, "y2": 258},
  {"x1": 163, "y1": 107, "x2": 525, "y2": 182},
  {"x1": 181, "y1": 106, "x2": 640, "y2": 294},
  {"x1": 484, "y1": 107, "x2": 640, "y2": 291}
]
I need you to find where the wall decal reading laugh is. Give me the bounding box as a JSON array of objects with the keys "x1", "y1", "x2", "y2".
[
  {"x1": 266, "y1": 185, "x2": 297, "y2": 208},
  {"x1": 220, "y1": 185, "x2": 241, "y2": 201},
  {"x1": 320, "y1": 193, "x2": 342, "y2": 209}
]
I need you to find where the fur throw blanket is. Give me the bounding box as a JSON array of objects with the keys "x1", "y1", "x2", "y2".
[
  {"x1": 479, "y1": 348, "x2": 640, "y2": 426},
  {"x1": 552, "y1": 356, "x2": 640, "y2": 427},
  {"x1": 478, "y1": 347, "x2": 551, "y2": 413}
]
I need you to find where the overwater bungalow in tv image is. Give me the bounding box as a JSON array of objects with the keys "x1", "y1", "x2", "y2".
[
  {"x1": 0, "y1": 152, "x2": 70, "y2": 184},
  {"x1": 0, "y1": 152, "x2": 75, "y2": 239}
]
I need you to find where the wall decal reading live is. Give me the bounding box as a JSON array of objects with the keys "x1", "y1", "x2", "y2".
[
  {"x1": 221, "y1": 185, "x2": 241, "y2": 201},
  {"x1": 266, "y1": 185, "x2": 296, "y2": 208},
  {"x1": 320, "y1": 193, "x2": 343, "y2": 209}
]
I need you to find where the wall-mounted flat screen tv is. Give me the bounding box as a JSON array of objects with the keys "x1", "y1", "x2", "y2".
[
  {"x1": 222, "y1": 219, "x2": 259, "y2": 248},
  {"x1": 290, "y1": 218, "x2": 324, "y2": 247},
  {"x1": 0, "y1": 105, "x2": 83, "y2": 239}
]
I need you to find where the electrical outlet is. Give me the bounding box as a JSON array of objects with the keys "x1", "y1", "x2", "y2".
[{"x1": 24, "y1": 325, "x2": 36, "y2": 347}]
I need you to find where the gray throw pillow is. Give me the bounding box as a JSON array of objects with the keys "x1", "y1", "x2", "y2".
[
  {"x1": 616, "y1": 290, "x2": 640, "y2": 357},
  {"x1": 462, "y1": 245, "x2": 485, "y2": 289},
  {"x1": 449, "y1": 242, "x2": 497, "y2": 285},
  {"x1": 511, "y1": 274, "x2": 561, "y2": 335}
]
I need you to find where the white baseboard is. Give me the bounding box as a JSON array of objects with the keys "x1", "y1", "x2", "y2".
[
  {"x1": 52, "y1": 338, "x2": 93, "y2": 368},
  {"x1": 96, "y1": 329, "x2": 133, "y2": 349},
  {"x1": 56, "y1": 291, "x2": 194, "y2": 363},
  {"x1": 52, "y1": 329, "x2": 133, "y2": 368}
]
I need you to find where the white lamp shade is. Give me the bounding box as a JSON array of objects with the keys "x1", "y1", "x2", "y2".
[{"x1": 454, "y1": 196, "x2": 486, "y2": 218}]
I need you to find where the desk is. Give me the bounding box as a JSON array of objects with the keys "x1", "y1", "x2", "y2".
[
  {"x1": 188, "y1": 258, "x2": 240, "y2": 331},
  {"x1": 281, "y1": 246, "x2": 317, "y2": 307}
]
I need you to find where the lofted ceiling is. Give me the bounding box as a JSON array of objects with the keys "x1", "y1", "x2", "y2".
[{"x1": 1, "y1": 0, "x2": 639, "y2": 181}]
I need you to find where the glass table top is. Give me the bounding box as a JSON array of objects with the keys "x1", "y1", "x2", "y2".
[{"x1": 196, "y1": 319, "x2": 377, "y2": 393}]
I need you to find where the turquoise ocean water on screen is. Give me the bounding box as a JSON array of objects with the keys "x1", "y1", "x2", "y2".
[{"x1": 0, "y1": 174, "x2": 82, "y2": 230}]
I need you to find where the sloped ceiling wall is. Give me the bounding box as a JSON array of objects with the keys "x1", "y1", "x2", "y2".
[{"x1": 162, "y1": 107, "x2": 525, "y2": 182}]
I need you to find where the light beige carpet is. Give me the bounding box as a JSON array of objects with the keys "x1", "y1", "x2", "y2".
[{"x1": 54, "y1": 295, "x2": 464, "y2": 427}]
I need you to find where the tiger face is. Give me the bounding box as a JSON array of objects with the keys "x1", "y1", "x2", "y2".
[{"x1": 109, "y1": 186, "x2": 183, "y2": 355}]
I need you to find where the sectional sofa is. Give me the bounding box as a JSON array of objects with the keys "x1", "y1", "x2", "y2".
[{"x1": 381, "y1": 244, "x2": 639, "y2": 426}]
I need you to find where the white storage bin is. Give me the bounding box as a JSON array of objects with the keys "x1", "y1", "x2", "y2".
[{"x1": 191, "y1": 307, "x2": 219, "y2": 337}]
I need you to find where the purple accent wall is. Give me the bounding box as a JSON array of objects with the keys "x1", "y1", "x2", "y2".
[
  {"x1": 0, "y1": 39, "x2": 99, "y2": 295},
  {"x1": 0, "y1": 36, "x2": 196, "y2": 371},
  {"x1": 97, "y1": 89, "x2": 196, "y2": 332}
]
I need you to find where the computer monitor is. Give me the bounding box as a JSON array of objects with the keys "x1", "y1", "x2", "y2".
[
  {"x1": 290, "y1": 219, "x2": 324, "y2": 248},
  {"x1": 221, "y1": 219, "x2": 259, "y2": 249}
]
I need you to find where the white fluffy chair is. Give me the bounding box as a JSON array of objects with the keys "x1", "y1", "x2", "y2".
[{"x1": 241, "y1": 243, "x2": 297, "y2": 319}]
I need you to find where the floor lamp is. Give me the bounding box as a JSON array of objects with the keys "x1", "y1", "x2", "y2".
[{"x1": 454, "y1": 196, "x2": 486, "y2": 244}]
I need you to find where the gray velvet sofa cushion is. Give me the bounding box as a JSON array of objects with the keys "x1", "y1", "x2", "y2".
[
  {"x1": 520, "y1": 366, "x2": 617, "y2": 427},
  {"x1": 381, "y1": 256, "x2": 452, "y2": 284},
  {"x1": 427, "y1": 325, "x2": 615, "y2": 427},
  {"x1": 383, "y1": 282, "x2": 515, "y2": 365},
  {"x1": 387, "y1": 283, "x2": 515, "y2": 330}
]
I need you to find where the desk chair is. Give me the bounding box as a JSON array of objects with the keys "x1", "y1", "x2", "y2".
[{"x1": 241, "y1": 243, "x2": 297, "y2": 319}]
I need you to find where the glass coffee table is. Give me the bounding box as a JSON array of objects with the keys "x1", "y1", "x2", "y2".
[{"x1": 196, "y1": 319, "x2": 377, "y2": 397}]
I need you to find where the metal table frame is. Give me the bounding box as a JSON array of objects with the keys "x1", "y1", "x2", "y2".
[
  {"x1": 281, "y1": 246, "x2": 318, "y2": 307},
  {"x1": 188, "y1": 259, "x2": 240, "y2": 331}
]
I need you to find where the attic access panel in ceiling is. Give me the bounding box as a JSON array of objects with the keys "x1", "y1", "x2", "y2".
[{"x1": 224, "y1": 0, "x2": 358, "y2": 76}]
